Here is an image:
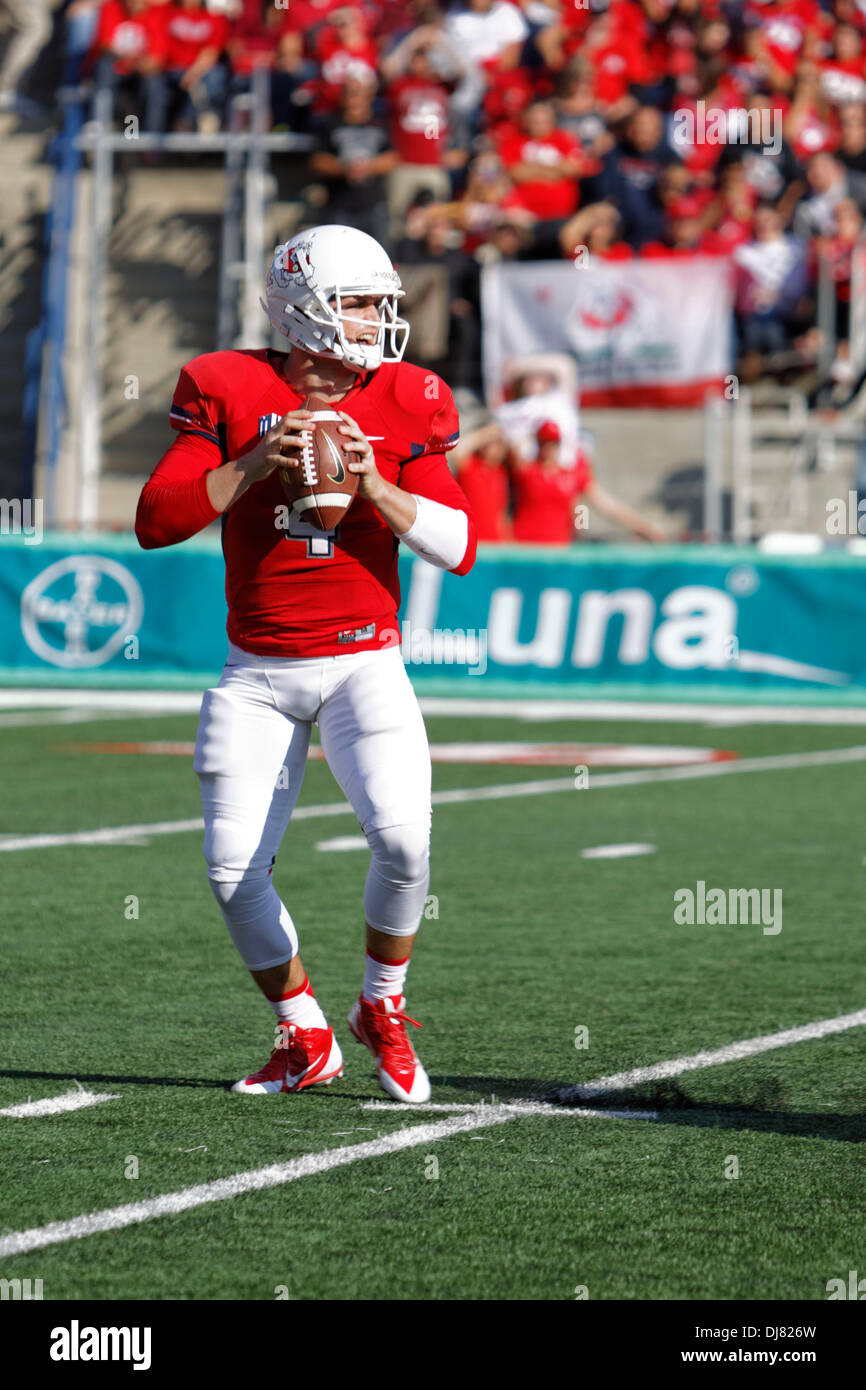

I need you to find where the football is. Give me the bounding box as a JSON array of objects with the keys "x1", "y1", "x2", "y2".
[{"x1": 277, "y1": 399, "x2": 361, "y2": 531}]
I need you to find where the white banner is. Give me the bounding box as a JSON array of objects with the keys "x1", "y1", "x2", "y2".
[{"x1": 482, "y1": 256, "x2": 734, "y2": 406}]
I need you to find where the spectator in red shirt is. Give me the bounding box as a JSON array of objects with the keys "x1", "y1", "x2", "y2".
[
  {"x1": 706, "y1": 161, "x2": 757, "y2": 254},
  {"x1": 511, "y1": 422, "x2": 584, "y2": 545},
  {"x1": 88, "y1": 0, "x2": 166, "y2": 130},
  {"x1": 497, "y1": 99, "x2": 584, "y2": 231},
  {"x1": 385, "y1": 36, "x2": 463, "y2": 235},
  {"x1": 512, "y1": 422, "x2": 666, "y2": 544},
  {"x1": 226, "y1": 0, "x2": 280, "y2": 80},
  {"x1": 639, "y1": 193, "x2": 730, "y2": 256},
  {"x1": 312, "y1": 6, "x2": 379, "y2": 116},
  {"x1": 453, "y1": 423, "x2": 512, "y2": 542},
  {"x1": 820, "y1": 22, "x2": 866, "y2": 107},
  {"x1": 150, "y1": 0, "x2": 230, "y2": 132},
  {"x1": 558, "y1": 200, "x2": 635, "y2": 262},
  {"x1": 278, "y1": 0, "x2": 346, "y2": 60}
]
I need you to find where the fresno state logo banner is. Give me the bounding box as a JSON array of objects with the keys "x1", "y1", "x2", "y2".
[{"x1": 482, "y1": 257, "x2": 734, "y2": 406}]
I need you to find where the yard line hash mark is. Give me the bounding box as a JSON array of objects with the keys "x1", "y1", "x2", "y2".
[
  {"x1": 2, "y1": 745, "x2": 865, "y2": 852},
  {"x1": 0, "y1": 1090, "x2": 120, "y2": 1118},
  {"x1": 560, "y1": 1007, "x2": 866, "y2": 1100}
]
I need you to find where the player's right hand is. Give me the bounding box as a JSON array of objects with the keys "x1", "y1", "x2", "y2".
[{"x1": 238, "y1": 410, "x2": 314, "y2": 485}]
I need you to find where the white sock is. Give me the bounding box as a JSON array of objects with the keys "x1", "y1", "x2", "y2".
[
  {"x1": 362, "y1": 950, "x2": 410, "y2": 1004},
  {"x1": 266, "y1": 976, "x2": 327, "y2": 1029}
]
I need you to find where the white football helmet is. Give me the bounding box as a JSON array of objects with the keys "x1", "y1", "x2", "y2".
[{"x1": 261, "y1": 224, "x2": 410, "y2": 371}]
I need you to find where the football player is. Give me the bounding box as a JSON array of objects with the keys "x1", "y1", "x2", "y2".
[{"x1": 136, "y1": 224, "x2": 477, "y2": 1103}]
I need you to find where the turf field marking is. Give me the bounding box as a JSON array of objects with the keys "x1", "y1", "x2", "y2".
[
  {"x1": 0, "y1": 1110, "x2": 524, "y2": 1258},
  {"x1": 7, "y1": 689, "x2": 866, "y2": 726},
  {"x1": 360, "y1": 1100, "x2": 659, "y2": 1120},
  {"x1": 0, "y1": 1090, "x2": 120, "y2": 1118},
  {"x1": 560, "y1": 1007, "x2": 866, "y2": 1101},
  {"x1": 316, "y1": 836, "x2": 368, "y2": 853},
  {"x1": 580, "y1": 843, "x2": 656, "y2": 859},
  {"x1": 4, "y1": 1007, "x2": 863, "y2": 1257},
  {"x1": 0, "y1": 1099, "x2": 663, "y2": 1260},
  {"x1": 4, "y1": 743, "x2": 866, "y2": 852}
]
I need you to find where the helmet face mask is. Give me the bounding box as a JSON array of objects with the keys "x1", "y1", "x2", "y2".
[{"x1": 261, "y1": 225, "x2": 410, "y2": 371}]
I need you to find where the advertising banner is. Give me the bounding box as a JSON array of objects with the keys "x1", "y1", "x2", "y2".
[{"x1": 1, "y1": 535, "x2": 865, "y2": 700}]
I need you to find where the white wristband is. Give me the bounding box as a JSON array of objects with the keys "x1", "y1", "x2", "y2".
[{"x1": 398, "y1": 493, "x2": 468, "y2": 570}]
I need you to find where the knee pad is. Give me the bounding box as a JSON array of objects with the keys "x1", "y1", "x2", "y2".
[
  {"x1": 363, "y1": 822, "x2": 431, "y2": 936},
  {"x1": 206, "y1": 864, "x2": 299, "y2": 972}
]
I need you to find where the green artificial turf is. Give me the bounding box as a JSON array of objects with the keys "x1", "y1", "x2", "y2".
[{"x1": 1, "y1": 706, "x2": 864, "y2": 1300}]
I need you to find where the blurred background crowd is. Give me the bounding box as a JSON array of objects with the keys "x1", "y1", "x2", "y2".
[{"x1": 3, "y1": 0, "x2": 866, "y2": 541}]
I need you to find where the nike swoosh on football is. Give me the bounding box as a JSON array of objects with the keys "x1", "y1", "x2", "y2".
[{"x1": 323, "y1": 434, "x2": 346, "y2": 484}]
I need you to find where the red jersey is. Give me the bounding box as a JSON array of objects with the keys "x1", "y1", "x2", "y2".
[
  {"x1": 156, "y1": 4, "x2": 230, "y2": 70},
  {"x1": 512, "y1": 456, "x2": 593, "y2": 545},
  {"x1": 498, "y1": 128, "x2": 582, "y2": 221},
  {"x1": 820, "y1": 58, "x2": 866, "y2": 106},
  {"x1": 457, "y1": 456, "x2": 510, "y2": 542},
  {"x1": 744, "y1": 0, "x2": 820, "y2": 76},
  {"x1": 387, "y1": 76, "x2": 451, "y2": 164},
  {"x1": 90, "y1": 1, "x2": 166, "y2": 75},
  {"x1": 280, "y1": 0, "x2": 345, "y2": 56},
  {"x1": 136, "y1": 351, "x2": 476, "y2": 657},
  {"x1": 314, "y1": 28, "x2": 379, "y2": 111}
]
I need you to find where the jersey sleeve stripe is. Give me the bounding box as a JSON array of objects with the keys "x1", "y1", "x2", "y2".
[{"x1": 170, "y1": 411, "x2": 220, "y2": 445}]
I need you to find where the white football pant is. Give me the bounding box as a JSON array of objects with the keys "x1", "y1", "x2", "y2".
[{"x1": 194, "y1": 643, "x2": 432, "y2": 970}]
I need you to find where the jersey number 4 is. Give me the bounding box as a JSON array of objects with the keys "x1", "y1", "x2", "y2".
[{"x1": 283, "y1": 507, "x2": 340, "y2": 558}]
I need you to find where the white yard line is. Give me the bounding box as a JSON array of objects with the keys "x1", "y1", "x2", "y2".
[
  {"x1": 0, "y1": 691, "x2": 204, "y2": 715},
  {"x1": 561, "y1": 1008, "x2": 866, "y2": 1100},
  {"x1": 0, "y1": 1110, "x2": 519, "y2": 1259},
  {"x1": 360, "y1": 1100, "x2": 659, "y2": 1120},
  {"x1": 5, "y1": 689, "x2": 866, "y2": 726},
  {"x1": 419, "y1": 698, "x2": 866, "y2": 727},
  {"x1": 0, "y1": 1090, "x2": 120, "y2": 1118},
  {"x1": 2, "y1": 1005, "x2": 862, "y2": 1257},
  {"x1": 3, "y1": 744, "x2": 865, "y2": 852}
]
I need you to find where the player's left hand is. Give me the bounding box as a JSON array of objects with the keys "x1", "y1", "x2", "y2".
[{"x1": 337, "y1": 413, "x2": 383, "y2": 503}]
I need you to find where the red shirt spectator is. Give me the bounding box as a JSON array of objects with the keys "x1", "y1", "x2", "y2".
[
  {"x1": 819, "y1": 23, "x2": 866, "y2": 103},
  {"x1": 511, "y1": 423, "x2": 594, "y2": 545},
  {"x1": 512, "y1": 456, "x2": 594, "y2": 544},
  {"x1": 227, "y1": 0, "x2": 281, "y2": 75},
  {"x1": 498, "y1": 101, "x2": 583, "y2": 222},
  {"x1": 457, "y1": 453, "x2": 511, "y2": 542},
  {"x1": 561, "y1": 12, "x2": 645, "y2": 105},
  {"x1": 744, "y1": 0, "x2": 822, "y2": 80},
  {"x1": 388, "y1": 75, "x2": 451, "y2": 165},
  {"x1": 90, "y1": 0, "x2": 166, "y2": 76},
  {"x1": 157, "y1": 2, "x2": 230, "y2": 71},
  {"x1": 481, "y1": 56, "x2": 537, "y2": 127},
  {"x1": 314, "y1": 9, "x2": 378, "y2": 111},
  {"x1": 280, "y1": 0, "x2": 345, "y2": 60}
]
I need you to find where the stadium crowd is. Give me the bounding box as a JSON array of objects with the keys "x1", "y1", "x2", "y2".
[
  {"x1": 2, "y1": 1, "x2": 862, "y2": 534},
  {"x1": 36, "y1": 0, "x2": 864, "y2": 394}
]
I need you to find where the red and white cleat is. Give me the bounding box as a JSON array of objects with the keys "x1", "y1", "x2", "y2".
[
  {"x1": 347, "y1": 994, "x2": 431, "y2": 1103},
  {"x1": 231, "y1": 1023, "x2": 344, "y2": 1095}
]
